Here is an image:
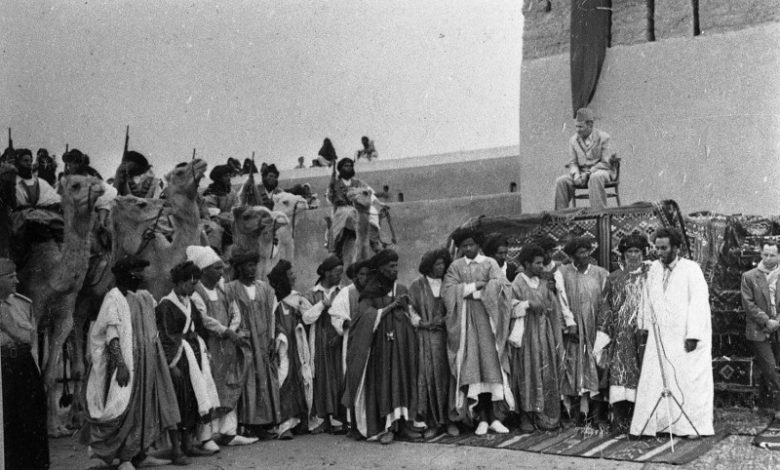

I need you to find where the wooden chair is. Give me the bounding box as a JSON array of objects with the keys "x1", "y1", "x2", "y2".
[{"x1": 573, "y1": 157, "x2": 621, "y2": 207}]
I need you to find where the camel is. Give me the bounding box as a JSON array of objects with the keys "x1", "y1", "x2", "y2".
[
  {"x1": 231, "y1": 205, "x2": 289, "y2": 280},
  {"x1": 339, "y1": 186, "x2": 379, "y2": 265},
  {"x1": 111, "y1": 158, "x2": 208, "y2": 300},
  {"x1": 272, "y1": 192, "x2": 308, "y2": 263},
  {"x1": 16, "y1": 174, "x2": 105, "y2": 437}
]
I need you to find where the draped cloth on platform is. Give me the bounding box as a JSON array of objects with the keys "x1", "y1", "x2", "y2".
[{"x1": 570, "y1": 0, "x2": 611, "y2": 115}]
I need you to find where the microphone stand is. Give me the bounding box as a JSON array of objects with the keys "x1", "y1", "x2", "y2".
[{"x1": 637, "y1": 304, "x2": 701, "y2": 451}]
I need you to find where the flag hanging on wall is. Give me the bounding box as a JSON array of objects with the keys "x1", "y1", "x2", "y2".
[{"x1": 570, "y1": 0, "x2": 611, "y2": 116}]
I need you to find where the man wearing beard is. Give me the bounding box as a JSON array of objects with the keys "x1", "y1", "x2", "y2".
[
  {"x1": 61, "y1": 148, "x2": 118, "y2": 226},
  {"x1": 256, "y1": 163, "x2": 283, "y2": 211},
  {"x1": 80, "y1": 255, "x2": 180, "y2": 469},
  {"x1": 327, "y1": 158, "x2": 387, "y2": 258},
  {"x1": 12, "y1": 148, "x2": 61, "y2": 211}
]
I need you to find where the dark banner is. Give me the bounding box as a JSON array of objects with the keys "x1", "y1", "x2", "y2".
[{"x1": 570, "y1": 0, "x2": 611, "y2": 116}]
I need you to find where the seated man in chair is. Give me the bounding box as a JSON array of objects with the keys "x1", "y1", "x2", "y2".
[{"x1": 554, "y1": 107, "x2": 616, "y2": 211}]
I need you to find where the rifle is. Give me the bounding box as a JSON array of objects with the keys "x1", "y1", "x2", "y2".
[
  {"x1": 192, "y1": 148, "x2": 196, "y2": 160},
  {"x1": 240, "y1": 151, "x2": 260, "y2": 206},
  {"x1": 7, "y1": 128, "x2": 12, "y2": 151},
  {"x1": 65, "y1": 143, "x2": 69, "y2": 154},
  {"x1": 123, "y1": 125, "x2": 129, "y2": 159},
  {"x1": 325, "y1": 158, "x2": 338, "y2": 252}
]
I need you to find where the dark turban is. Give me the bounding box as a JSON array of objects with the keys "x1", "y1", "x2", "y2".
[
  {"x1": 124, "y1": 150, "x2": 151, "y2": 177},
  {"x1": 563, "y1": 237, "x2": 594, "y2": 257},
  {"x1": 111, "y1": 255, "x2": 150, "y2": 275},
  {"x1": 370, "y1": 249, "x2": 399, "y2": 270},
  {"x1": 482, "y1": 233, "x2": 509, "y2": 257},
  {"x1": 261, "y1": 163, "x2": 279, "y2": 177},
  {"x1": 13, "y1": 148, "x2": 32, "y2": 162},
  {"x1": 242, "y1": 158, "x2": 258, "y2": 175},
  {"x1": 320, "y1": 139, "x2": 338, "y2": 162},
  {"x1": 209, "y1": 164, "x2": 232, "y2": 182},
  {"x1": 230, "y1": 250, "x2": 260, "y2": 268},
  {"x1": 267, "y1": 259, "x2": 293, "y2": 299},
  {"x1": 336, "y1": 157, "x2": 353, "y2": 172},
  {"x1": 170, "y1": 261, "x2": 201, "y2": 284},
  {"x1": 418, "y1": 248, "x2": 452, "y2": 277},
  {"x1": 451, "y1": 226, "x2": 483, "y2": 247},
  {"x1": 316, "y1": 255, "x2": 343, "y2": 277},
  {"x1": 618, "y1": 232, "x2": 650, "y2": 255},
  {"x1": 62, "y1": 149, "x2": 88, "y2": 166}
]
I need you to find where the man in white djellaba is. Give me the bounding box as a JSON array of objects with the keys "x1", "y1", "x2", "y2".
[{"x1": 630, "y1": 227, "x2": 714, "y2": 438}]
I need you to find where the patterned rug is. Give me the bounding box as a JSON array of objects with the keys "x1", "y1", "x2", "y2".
[
  {"x1": 419, "y1": 426, "x2": 729, "y2": 465},
  {"x1": 754, "y1": 418, "x2": 780, "y2": 449}
]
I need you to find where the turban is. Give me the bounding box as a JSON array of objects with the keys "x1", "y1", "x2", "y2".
[
  {"x1": 370, "y1": 249, "x2": 398, "y2": 270},
  {"x1": 316, "y1": 255, "x2": 343, "y2": 277},
  {"x1": 186, "y1": 245, "x2": 223, "y2": 270},
  {"x1": 230, "y1": 250, "x2": 260, "y2": 267},
  {"x1": 123, "y1": 151, "x2": 151, "y2": 177},
  {"x1": 0, "y1": 258, "x2": 16, "y2": 277},
  {"x1": 563, "y1": 237, "x2": 594, "y2": 257},
  {"x1": 62, "y1": 149, "x2": 88, "y2": 165},
  {"x1": 418, "y1": 248, "x2": 451, "y2": 276},
  {"x1": 209, "y1": 164, "x2": 232, "y2": 182},
  {"x1": 170, "y1": 261, "x2": 201, "y2": 284},
  {"x1": 575, "y1": 107, "x2": 594, "y2": 123},
  {"x1": 451, "y1": 226, "x2": 483, "y2": 247},
  {"x1": 261, "y1": 163, "x2": 279, "y2": 177},
  {"x1": 267, "y1": 259, "x2": 293, "y2": 300},
  {"x1": 336, "y1": 158, "x2": 353, "y2": 172},
  {"x1": 111, "y1": 255, "x2": 150, "y2": 275}
]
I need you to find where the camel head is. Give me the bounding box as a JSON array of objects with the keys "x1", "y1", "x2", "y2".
[
  {"x1": 165, "y1": 158, "x2": 208, "y2": 200},
  {"x1": 233, "y1": 205, "x2": 289, "y2": 237},
  {"x1": 272, "y1": 192, "x2": 308, "y2": 218},
  {"x1": 60, "y1": 175, "x2": 105, "y2": 215},
  {"x1": 347, "y1": 186, "x2": 373, "y2": 210},
  {"x1": 111, "y1": 195, "x2": 167, "y2": 257}
]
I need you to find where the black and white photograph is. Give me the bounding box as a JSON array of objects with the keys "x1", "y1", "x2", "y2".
[{"x1": 1, "y1": 1, "x2": 779, "y2": 469}]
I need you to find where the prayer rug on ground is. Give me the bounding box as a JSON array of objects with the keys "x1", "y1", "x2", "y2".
[
  {"x1": 754, "y1": 418, "x2": 780, "y2": 449},
  {"x1": 419, "y1": 426, "x2": 729, "y2": 465}
]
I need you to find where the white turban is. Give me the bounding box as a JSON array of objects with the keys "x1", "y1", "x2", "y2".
[{"x1": 186, "y1": 245, "x2": 223, "y2": 270}]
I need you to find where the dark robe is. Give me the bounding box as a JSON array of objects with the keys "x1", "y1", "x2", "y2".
[
  {"x1": 305, "y1": 285, "x2": 344, "y2": 422},
  {"x1": 2, "y1": 294, "x2": 49, "y2": 470},
  {"x1": 275, "y1": 297, "x2": 309, "y2": 425},
  {"x1": 408, "y1": 276, "x2": 451, "y2": 429},
  {"x1": 343, "y1": 276, "x2": 417, "y2": 438},
  {"x1": 510, "y1": 274, "x2": 562, "y2": 430},
  {"x1": 80, "y1": 290, "x2": 180, "y2": 465},
  {"x1": 224, "y1": 280, "x2": 281, "y2": 426},
  {"x1": 155, "y1": 295, "x2": 211, "y2": 430}
]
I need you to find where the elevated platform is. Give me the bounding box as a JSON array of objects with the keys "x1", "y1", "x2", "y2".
[{"x1": 235, "y1": 145, "x2": 520, "y2": 203}]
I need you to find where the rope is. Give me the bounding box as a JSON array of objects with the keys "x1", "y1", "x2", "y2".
[{"x1": 134, "y1": 205, "x2": 165, "y2": 256}]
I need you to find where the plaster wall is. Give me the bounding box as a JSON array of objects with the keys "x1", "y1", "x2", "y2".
[
  {"x1": 519, "y1": 22, "x2": 780, "y2": 215},
  {"x1": 290, "y1": 193, "x2": 523, "y2": 289}
]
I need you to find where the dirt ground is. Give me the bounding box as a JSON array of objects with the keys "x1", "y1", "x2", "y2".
[{"x1": 49, "y1": 431, "x2": 780, "y2": 470}]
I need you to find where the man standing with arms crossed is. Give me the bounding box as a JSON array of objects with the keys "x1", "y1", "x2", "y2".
[{"x1": 741, "y1": 241, "x2": 780, "y2": 419}]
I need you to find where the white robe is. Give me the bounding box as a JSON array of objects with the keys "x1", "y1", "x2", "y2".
[
  {"x1": 630, "y1": 258, "x2": 714, "y2": 436},
  {"x1": 85, "y1": 288, "x2": 135, "y2": 421}
]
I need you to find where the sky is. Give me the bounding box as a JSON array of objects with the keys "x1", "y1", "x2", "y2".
[{"x1": 1, "y1": 1, "x2": 523, "y2": 178}]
